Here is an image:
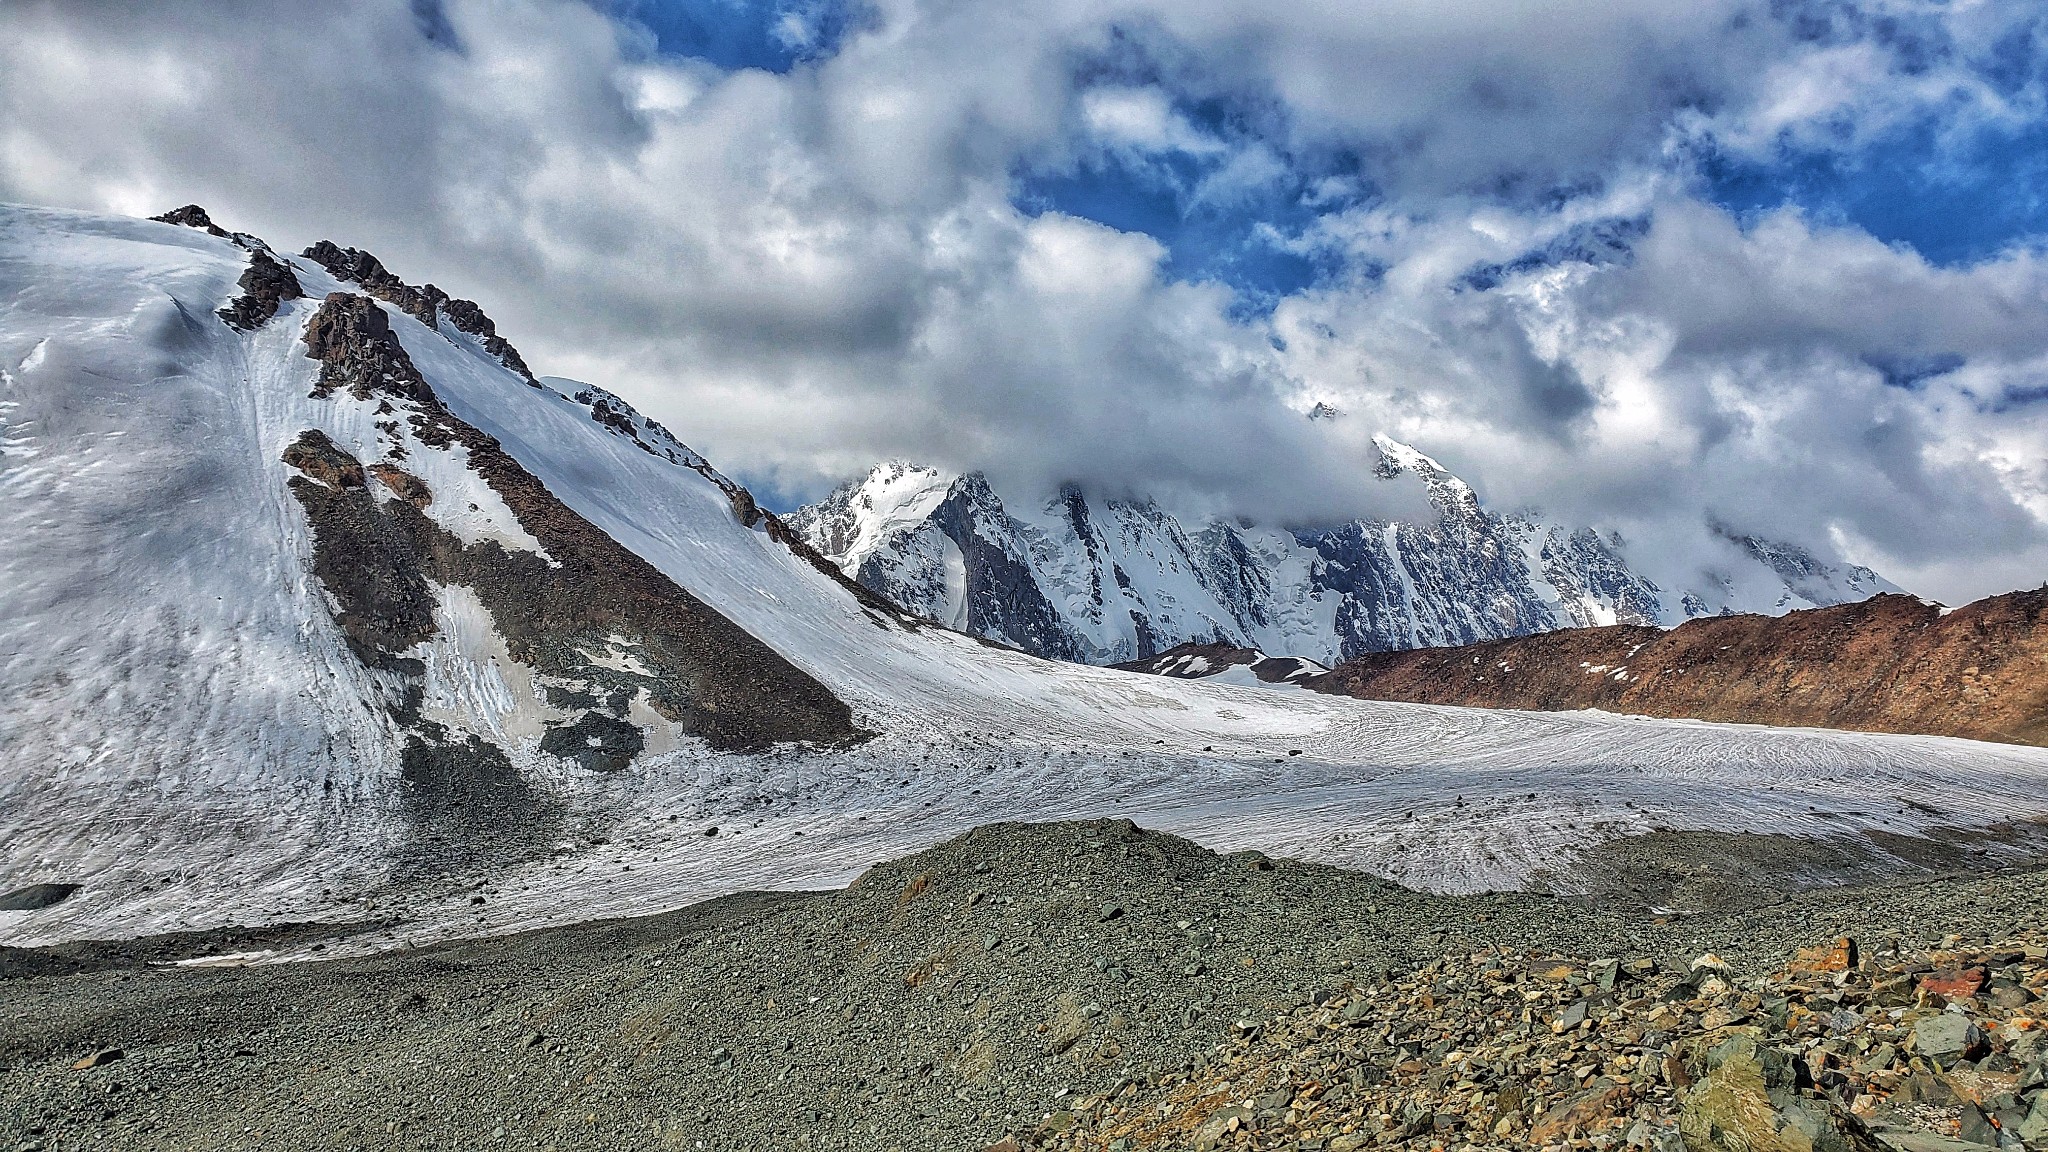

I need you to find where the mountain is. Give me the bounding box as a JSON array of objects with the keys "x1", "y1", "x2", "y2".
[
  {"x1": 787, "y1": 453, "x2": 1900, "y2": 666},
  {"x1": 2, "y1": 203, "x2": 2042, "y2": 960},
  {"x1": 1303, "y1": 590, "x2": 2048, "y2": 747}
]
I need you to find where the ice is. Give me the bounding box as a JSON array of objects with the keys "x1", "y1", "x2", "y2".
[{"x1": 3, "y1": 203, "x2": 2047, "y2": 959}]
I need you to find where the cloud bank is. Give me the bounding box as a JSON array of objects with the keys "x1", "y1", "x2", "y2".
[{"x1": 4, "y1": 0, "x2": 2048, "y2": 603}]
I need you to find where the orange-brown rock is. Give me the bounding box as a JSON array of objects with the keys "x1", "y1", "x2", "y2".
[
  {"x1": 368, "y1": 462, "x2": 432, "y2": 508},
  {"x1": 1792, "y1": 938, "x2": 1859, "y2": 976},
  {"x1": 1307, "y1": 592, "x2": 2048, "y2": 747},
  {"x1": 1921, "y1": 967, "x2": 1987, "y2": 999}
]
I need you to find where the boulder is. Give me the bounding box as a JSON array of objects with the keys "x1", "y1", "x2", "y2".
[
  {"x1": 1910, "y1": 1014, "x2": 1987, "y2": 1065},
  {"x1": 1678, "y1": 1032, "x2": 1882, "y2": 1152}
]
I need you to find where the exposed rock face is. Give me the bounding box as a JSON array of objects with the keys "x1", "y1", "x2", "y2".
[
  {"x1": 286, "y1": 293, "x2": 863, "y2": 754},
  {"x1": 301, "y1": 240, "x2": 540, "y2": 385},
  {"x1": 1113, "y1": 641, "x2": 1328, "y2": 685},
  {"x1": 301, "y1": 291, "x2": 437, "y2": 406},
  {"x1": 1305, "y1": 591, "x2": 2048, "y2": 747},
  {"x1": 149, "y1": 204, "x2": 228, "y2": 238},
  {"x1": 791, "y1": 449, "x2": 1900, "y2": 666},
  {"x1": 0, "y1": 883, "x2": 81, "y2": 911},
  {"x1": 215, "y1": 248, "x2": 303, "y2": 331}
]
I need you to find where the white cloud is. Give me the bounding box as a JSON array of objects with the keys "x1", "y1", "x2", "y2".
[{"x1": 2, "y1": 0, "x2": 2047, "y2": 604}]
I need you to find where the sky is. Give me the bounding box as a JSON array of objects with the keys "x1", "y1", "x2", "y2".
[{"x1": 4, "y1": 0, "x2": 2048, "y2": 604}]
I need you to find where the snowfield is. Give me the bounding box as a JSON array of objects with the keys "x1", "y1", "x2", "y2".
[{"x1": 4, "y1": 203, "x2": 2047, "y2": 959}]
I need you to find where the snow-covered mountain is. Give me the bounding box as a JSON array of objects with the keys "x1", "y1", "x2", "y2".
[
  {"x1": 788, "y1": 452, "x2": 1899, "y2": 666},
  {"x1": 3, "y1": 203, "x2": 2039, "y2": 960}
]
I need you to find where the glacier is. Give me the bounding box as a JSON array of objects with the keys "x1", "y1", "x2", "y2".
[{"x1": 1, "y1": 203, "x2": 2040, "y2": 965}]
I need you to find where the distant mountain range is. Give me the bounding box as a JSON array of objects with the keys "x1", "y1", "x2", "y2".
[
  {"x1": 789, "y1": 448, "x2": 1899, "y2": 666},
  {"x1": 1121, "y1": 589, "x2": 2048, "y2": 749}
]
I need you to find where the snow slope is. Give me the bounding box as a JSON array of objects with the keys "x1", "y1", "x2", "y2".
[
  {"x1": 789, "y1": 452, "x2": 1901, "y2": 667},
  {"x1": 2, "y1": 204, "x2": 2043, "y2": 960}
]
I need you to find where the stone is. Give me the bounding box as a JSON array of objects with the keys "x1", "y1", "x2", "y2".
[
  {"x1": 1530, "y1": 1079, "x2": 1631, "y2": 1143},
  {"x1": 71, "y1": 1049, "x2": 122, "y2": 1071},
  {"x1": 1678, "y1": 1034, "x2": 1881, "y2": 1152},
  {"x1": 1912, "y1": 1014, "x2": 1987, "y2": 1064},
  {"x1": 1985, "y1": 981, "x2": 2035, "y2": 1011},
  {"x1": 1592, "y1": 958, "x2": 1622, "y2": 991},
  {"x1": 1956, "y1": 1103, "x2": 2000, "y2": 1147},
  {"x1": 1792, "y1": 939, "x2": 1859, "y2": 976},
  {"x1": 1193, "y1": 1104, "x2": 1252, "y2": 1147},
  {"x1": 1923, "y1": 968, "x2": 1988, "y2": 1000},
  {"x1": 2018, "y1": 1093, "x2": 2048, "y2": 1147}
]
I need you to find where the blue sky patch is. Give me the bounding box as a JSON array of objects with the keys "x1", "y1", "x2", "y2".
[
  {"x1": 598, "y1": 0, "x2": 863, "y2": 72},
  {"x1": 1863, "y1": 351, "x2": 1965, "y2": 391},
  {"x1": 1700, "y1": 98, "x2": 2048, "y2": 266},
  {"x1": 1013, "y1": 84, "x2": 1365, "y2": 309}
]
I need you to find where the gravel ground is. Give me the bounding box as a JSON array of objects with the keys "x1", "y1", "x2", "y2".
[{"x1": 3, "y1": 819, "x2": 2046, "y2": 1152}]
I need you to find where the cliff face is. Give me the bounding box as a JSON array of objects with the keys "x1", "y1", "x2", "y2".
[
  {"x1": 791, "y1": 450, "x2": 1900, "y2": 668},
  {"x1": 1307, "y1": 591, "x2": 2048, "y2": 747}
]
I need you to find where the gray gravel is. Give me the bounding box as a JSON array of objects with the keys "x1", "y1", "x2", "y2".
[{"x1": 3, "y1": 818, "x2": 2045, "y2": 1152}]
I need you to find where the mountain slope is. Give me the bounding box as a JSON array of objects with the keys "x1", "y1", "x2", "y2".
[
  {"x1": 789, "y1": 455, "x2": 1899, "y2": 667},
  {"x1": 1304, "y1": 590, "x2": 2048, "y2": 747},
  {"x1": 2, "y1": 203, "x2": 2045, "y2": 960}
]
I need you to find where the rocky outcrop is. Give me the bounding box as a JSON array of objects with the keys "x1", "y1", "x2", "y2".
[
  {"x1": 1306, "y1": 591, "x2": 2048, "y2": 748},
  {"x1": 301, "y1": 240, "x2": 540, "y2": 385},
  {"x1": 1113, "y1": 641, "x2": 1328, "y2": 685},
  {"x1": 149, "y1": 204, "x2": 229, "y2": 238},
  {"x1": 215, "y1": 248, "x2": 303, "y2": 331},
  {"x1": 301, "y1": 291, "x2": 437, "y2": 406},
  {"x1": 286, "y1": 293, "x2": 864, "y2": 753}
]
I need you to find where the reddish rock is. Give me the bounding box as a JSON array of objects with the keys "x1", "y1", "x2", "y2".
[
  {"x1": 1307, "y1": 591, "x2": 2048, "y2": 748},
  {"x1": 1792, "y1": 938, "x2": 1859, "y2": 976},
  {"x1": 1921, "y1": 967, "x2": 1987, "y2": 999}
]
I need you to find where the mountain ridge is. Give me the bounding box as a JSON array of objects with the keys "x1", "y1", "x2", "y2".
[
  {"x1": 5, "y1": 200, "x2": 2044, "y2": 964},
  {"x1": 789, "y1": 451, "x2": 1900, "y2": 667},
  {"x1": 1305, "y1": 589, "x2": 2048, "y2": 747}
]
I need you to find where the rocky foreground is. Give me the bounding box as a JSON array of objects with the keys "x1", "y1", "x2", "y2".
[{"x1": 2, "y1": 821, "x2": 2046, "y2": 1152}]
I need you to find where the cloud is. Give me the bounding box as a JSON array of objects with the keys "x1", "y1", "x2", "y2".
[{"x1": 3, "y1": 0, "x2": 2048, "y2": 603}]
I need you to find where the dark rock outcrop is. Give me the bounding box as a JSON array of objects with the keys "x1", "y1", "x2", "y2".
[
  {"x1": 1306, "y1": 590, "x2": 2048, "y2": 747},
  {"x1": 284, "y1": 293, "x2": 863, "y2": 753},
  {"x1": 538, "y1": 712, "x2": 645, "y2": 772},
  {"x1": 150, "y1": 204, "x2": 229, "y2": 238},
  {"x1": 0, "y1": 883, "x2": 81, "y2": 912},
  {"x1": 302, "y1": 241, "x2": 539, "y2": 384},
  {"x1": 1112, "y1": 641, "x2": 1326, "y2": 684},
  {"x1": 301, "y1": 292, "x2": 438, "y2": 406},
  {"x1": 216, "y1": 248, "x2": 304, "y2": 331}
]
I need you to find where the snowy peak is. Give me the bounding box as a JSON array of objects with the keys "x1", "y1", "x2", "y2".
[
  {"x1": 783, "y1": 460, "x2": 953, "y2": 578},
  {"x1": 794, "y1": 451, "x2": 1906, "y2": 667},
  {"x1": 1716, "y1": 521, "x2": 1902, "y2": 609}
]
